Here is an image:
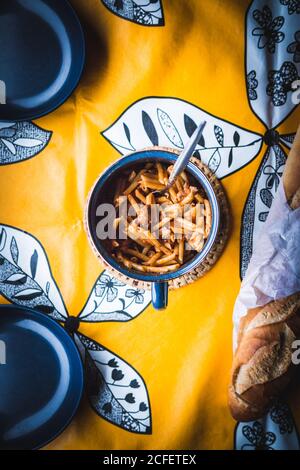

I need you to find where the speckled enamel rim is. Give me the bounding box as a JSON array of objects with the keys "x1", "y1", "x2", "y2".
[{"x1": 85, "y1": 147, "x2": 220, "y2": 283}]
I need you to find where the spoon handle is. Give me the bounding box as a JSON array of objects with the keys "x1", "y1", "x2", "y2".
[{"x1": 167, "y1": 120, "x2": 207, "y2": 187}]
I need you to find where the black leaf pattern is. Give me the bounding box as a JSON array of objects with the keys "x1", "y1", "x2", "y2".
[
  {"x1": 198, "y1": 134, "x2": 205, "y2": 148},
  {"x1": 139, "y1": 402, "x2": 148, "y2": 412},
  {"x1": 125, "y1": 393, "x2": 135, "y2": 404},
  {"x1": 234, "y1": 131, "x2": 240, "y2": 146},
  {"x1": 114, "y1": 0, "x2": 123, "y2": 10},
  {"x1": 247, "y1": 70, "x2": 258, "y2": 100},
  {"x1": 108, "y1": 358, "x2": 119, "y2": 368},
  {"x1": 123, "y1": 123, "x2": 131, "y2": 145},
  {"x1": 30, "y1": 250, "x2": 38, "y2": 279},
  {"x1": 0, "y1": 228, "x2": 7, "y2": 251},
  {"x1": 102, "y1": 402, "x2": 112, "y2": 414},
  {"x1": 184, "y1": 114, "x2": 197, "y2": 137},
  {"x1": 112, "y1": 368, "x2": 124, "y2": 381},
  {"x1": 46, "y1": 281, "x2": 50, "y2": 295},
  {"x1": 260, "y1": 188, "x2": 273, "y2": 208},
  {"x1": 10, "y1": 237, "x2": 19, "y2": 264},
  {"x1": 142, "y1": 110, "x2": 159, "y2": 146},
  {"x1": 34, "y1": 304, "x2": 55, "y2": 314},
  {"x1": 130, "y1": 379, "x2": 140, "y2": 388},
  {"x1": 258, "y1": 212, "x2": 269, "y2": 222},
  {"x1": 228, "y1": 148, "x2": 233, "y2": 168},
  {"x1": 214, "y1": 125, "x2": 224, "y2": 146},
  {"x1": 184, "y1": 114, "x2": 206, "y2": 146}
]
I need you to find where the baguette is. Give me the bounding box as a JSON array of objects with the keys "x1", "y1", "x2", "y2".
[
  {"x1": 229, "y1": 125, "x2": 300, "y2": 421},
  {"x1": 229, "y1": 293, "x2": 300, "y2": 421}
]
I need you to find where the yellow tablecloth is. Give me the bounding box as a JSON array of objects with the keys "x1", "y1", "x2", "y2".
[{"x1": 0, "y1": 0, "x2": 300, "y2": 450}]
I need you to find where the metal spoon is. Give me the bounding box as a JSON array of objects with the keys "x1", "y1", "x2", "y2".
[{"x1": 155, "y1": 120, "x2": 207, "y2": 195}]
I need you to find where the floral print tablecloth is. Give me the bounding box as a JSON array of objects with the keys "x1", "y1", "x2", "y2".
[{"x1": 0, "y1": 0, "x2": 300, "y2": 450}]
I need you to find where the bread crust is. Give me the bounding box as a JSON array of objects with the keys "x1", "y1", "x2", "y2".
[{"x1": 229, "y1": 294, "x2": 300, "y2": 421}]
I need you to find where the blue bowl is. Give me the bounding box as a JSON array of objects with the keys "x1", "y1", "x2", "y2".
[{"x1": 86, "y1": 149, "x2": 220, "y2": 309}]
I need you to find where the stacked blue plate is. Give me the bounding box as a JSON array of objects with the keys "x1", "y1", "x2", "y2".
[
  {"x1": 0, "y1": 305, "x2": 84, "y2": 449},
  {"x1": 0, "y1": 0, "x2": 85, "y2": 121}
]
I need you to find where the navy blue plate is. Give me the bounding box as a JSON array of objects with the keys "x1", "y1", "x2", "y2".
[
  {"x1": 0, "y1": 305, "x2": 83, "y2": 449},
  {"x1": 0, "y1": 0, "x2": 85, "y2": 121}
]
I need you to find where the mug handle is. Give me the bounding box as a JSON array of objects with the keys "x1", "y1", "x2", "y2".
[{"x1": 151, "y1": 281, "x2": 168, "y2": 310}]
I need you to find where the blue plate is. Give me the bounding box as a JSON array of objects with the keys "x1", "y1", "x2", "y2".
[
  {"x1": 0, "y1": 0, "x2": 85, "y2": 121},
  {"x1": 0, "y1": 305, "x2": 84, "y2": 449}
]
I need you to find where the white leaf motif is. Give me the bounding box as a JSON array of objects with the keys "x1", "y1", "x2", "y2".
[
  {"x1": 75, "y1": 333, "x2": 151, "y2": 434},
  {"x1": 246, "y1": 0, "x2": 300, "y2": 128},
  {"x1": 0, "y1": 121, "x2": 52, "y2": 165},
  {"x1": 0, "y1": 228, "x2": 7, "y2": 251},
  {"x1": 157, "y1": 108, "x2": 183, "y2": 148},
  {"x1": 4, "y1": 273, "x2": 27, "y2": 283},
  {"x1": 0, "y1": 224, "x2": 67, "y2": 320},
  {"x1": 79, "y1": 270, "x2": 151, "y2": 322},
  {"x1": 13, "y1": 288, "x2": 43, "y2": 299},
  {"x1": 1, "y1": 139, "x2": 16, "y2": 155},
  {"x1": 13, "y1": 138, "x2": 43, "y2": 147},
  {"x1": 102, "y1": 97, "x2": 263, "y2": 178}
]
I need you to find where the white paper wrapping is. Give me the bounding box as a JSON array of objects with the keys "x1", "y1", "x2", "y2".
[{"x1": 233, "y1": 181, "x2": 300, "y2": 348}]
